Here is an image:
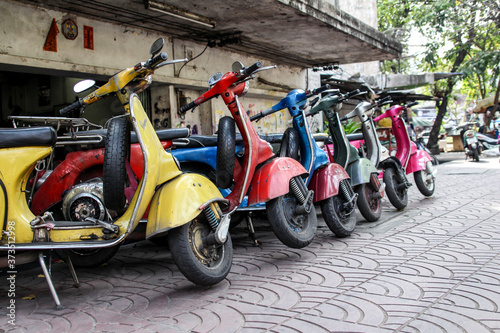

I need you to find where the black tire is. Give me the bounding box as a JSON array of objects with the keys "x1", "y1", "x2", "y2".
[
  {"x1": 414, "y1": 170, "x2": 435, "y2": 197},
  {"x1": 473, "y1": 148, "x2": 479, "y2": 162},
  {"x1": 55, "y1": 245, "x2": 121, "y2": 268},
  {"x1": 320, "y1": 195, "x2": 356, "y2": 238},
  {"x1": 103, "y1": 117, "x2": 130, "y2": 213},
  {"x1": 216, "y1": 117, "x2": 236, "y2": 189},
  {"x1": 279, "y1": 127, "x2": 300, "y2": 161},
  {"x1": 383, "y1": 167, "x2": 408, "y2": 210},
  {"x1": 266, "y1": 182, "x2": 317, "y2": 248},
  {"x1": 354, "y1": 183, "x2": 382, "y2": 222},
  {"x1": 168, "y1": 216, "x2": 233, "y2": 286}
]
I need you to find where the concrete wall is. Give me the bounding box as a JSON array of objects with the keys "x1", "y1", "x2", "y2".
[{"x1": 0, "y1": 0, "x2": 379, "y2": 133}]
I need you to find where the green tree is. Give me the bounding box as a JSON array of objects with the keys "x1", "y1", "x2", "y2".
[{"x1": 378, "y1": 0, "x2": 500, "y2": 149}]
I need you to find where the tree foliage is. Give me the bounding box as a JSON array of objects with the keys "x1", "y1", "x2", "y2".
[{"x1": 378, "y1": 0, "x2": 500, "y2": 149}]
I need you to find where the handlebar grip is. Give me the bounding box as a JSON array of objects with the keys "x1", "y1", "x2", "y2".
[
  {"x1": 250, "y1": 113, "x2": 261, "y2": 121},
  {"x1": 312, "y1": 84, "x2": 330, "y2": 96},
  {"x1": 59, "y1": 99, "x2": 83, "y2": 117},
  {"x1": 244, "y1": 62, "x2": 262, "y2": 76},
  {"x1": 345, "y1": 89, "x2": 361, "y2": 99},
  {"x1": 340, "y1": 116, "x2": 348, "y2": 122},
  {"x1": 250, "y1": 107, "x2": 274, "y2": 122},
  {"x1": 180, "y1": 101, "x2": 197, "y2": 113},
  {"x1": 406, "y1": 101, "x2": 419, "y2": 108},
  {"x1": 147, "y1": 52, "x2": 168, "y2": 69}
]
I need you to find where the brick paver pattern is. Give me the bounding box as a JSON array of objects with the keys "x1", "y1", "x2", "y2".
[{"x1": 2, "y1": 155, "x2": 500, "y2": 332}]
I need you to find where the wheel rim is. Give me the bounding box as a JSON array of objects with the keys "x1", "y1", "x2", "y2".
[
  {"x1": 282, "y1": 195, "x2": 307, "y2": 231},
  {"x1": 392, "y1": 173, "x2": 407, "y2": 200},
  {"x1": 333, "y1": 196, "x2": 351, "y2": 225},
  {"x1": 421, "y1": 170, "x2": 435, "y2": 191},
  {"x1": 188, "y1": 218, "x2": 224, "y2": 268},
  {"x1": 364, "y1": 185, "x2": 380, "y2": 213}
]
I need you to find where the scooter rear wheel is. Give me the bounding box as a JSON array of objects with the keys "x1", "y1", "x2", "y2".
[
  {"x1": 103, "y1": 117, "x2": 130, "y2": 213},
  {"x1": 383, "y1": 167, "x2": 408, "y2": 210},
  {"x1": 168, "y1": 216, "x2": 233, "y2": 286},
  {"x1": 267, "y1": 190, "x2": 317, "y2": 248},
  {"x1": 354, "y1": 183, "x2": 381, "y2": 222}
]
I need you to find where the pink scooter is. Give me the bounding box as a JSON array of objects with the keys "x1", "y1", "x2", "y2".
[{"x1": 374, "y1": 102, "x2": 436, "y2": 197}]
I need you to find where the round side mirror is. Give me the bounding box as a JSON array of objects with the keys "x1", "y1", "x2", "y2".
[
  {"x1": 231, "y1": 61, "x2": 244, "y2": 72},
  {"x1": 74, "y1": 79, "x2": 96, "y2": 93},
  {"x1": 150, "y1": 38, "x2": 164, "y2": 56}
]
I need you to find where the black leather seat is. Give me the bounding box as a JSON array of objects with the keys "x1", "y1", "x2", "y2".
[{"x1": 0, "y1": 127, "x2": 57, "y2": 148}]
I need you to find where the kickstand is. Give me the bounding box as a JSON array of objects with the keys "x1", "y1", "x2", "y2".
[
  {"x1": 245, "y1": 213, "x2": 261, "y2": 247},
  {"x1": 38, "y1": 252, "x2": 64, "y2": 310},
  {"x1": 62, "y1": 251, "x2": 80, "y2": 288}
]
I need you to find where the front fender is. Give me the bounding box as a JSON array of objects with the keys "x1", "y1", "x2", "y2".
[
  {"x1": 247, "y1": 157, "x2": 307, "y2": 206},
  {"x1": 146, "y1": 173, "x2": 226, "y2": 238},
  {"x1": 346, "y1": 157, "x2": 378, "y2": 187},
  {"x1": 406, "y1": 150, "x2": 432, "y2": 174},
  {"x1": 309, "y1": 163, "x2": 350, "y2": 202},
  {"x1": 379, "y1": 156, "x2": 404, "y2": 171}
]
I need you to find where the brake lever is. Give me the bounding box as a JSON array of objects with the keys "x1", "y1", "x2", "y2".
[{"x1": 252, "y1": 65, "x2": 277, "y2": 73}]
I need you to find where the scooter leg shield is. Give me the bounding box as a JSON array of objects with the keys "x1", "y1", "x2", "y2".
[
  {"x1": 146, "y1": 173, "x2": 226, "y2": 239},
  {"x1": 406, "y1": 150, "x2": 432, "y2": 174},
  {"x1": 346, "y1": 158, "x2": 378, "y2": 187},
  {"x1": 308, "y1": 163, "x2": 350, "y2": 202},
  {"x1": 247, "y1": 157, "x2": 308, "y2": 207}
]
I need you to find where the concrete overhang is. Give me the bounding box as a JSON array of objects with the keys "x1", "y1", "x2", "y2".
[{"x1": 20, "y1": 0, "x2": 402, "y2": 68}]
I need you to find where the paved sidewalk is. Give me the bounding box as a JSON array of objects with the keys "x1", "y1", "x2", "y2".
[{"x1": 2, "y1": 155, "x2": 500, "y2": 332}]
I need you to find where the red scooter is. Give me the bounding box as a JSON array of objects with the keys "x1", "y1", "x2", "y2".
[{"x1": 180, "y1": 62, "x2": 318, "y2": 249}]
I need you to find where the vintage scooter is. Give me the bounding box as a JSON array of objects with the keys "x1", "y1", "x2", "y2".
[
  {"x1": 373, "y1": 102, "x2": 437, "y2": 196},
  {"x1": 309, "y1": 90, "x2": 385, "y2": 222},
  {"x1": 250, "y1": 87, "x2": 358, "y2": 237},
  {"x1": 179, "y1": 62, "x2": 317, "y2": 249},
  {"x1": 343, "y1": 96, "x2": 412, "y2": 210},
  {"x1": 461, "y1": 125, "x2": 482, "y2": 162},
  {"x1": 0, "y1": 39, "x2": 232, "y2": 308}
]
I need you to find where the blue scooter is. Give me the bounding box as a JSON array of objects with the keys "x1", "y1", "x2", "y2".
[{"x1": 250, "y1": 86, "x2": 358, "y2": 237}]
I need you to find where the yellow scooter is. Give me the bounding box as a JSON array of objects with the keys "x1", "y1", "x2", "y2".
[{"x1": 0, "y1": 38, "x2": 232, "y2": 308}]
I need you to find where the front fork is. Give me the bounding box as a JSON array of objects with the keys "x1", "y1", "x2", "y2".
[{"x1": 290, "y1": 176, "x2": 314, "y2": 215}]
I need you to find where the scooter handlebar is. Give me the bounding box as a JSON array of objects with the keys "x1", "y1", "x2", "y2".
[
  {"x1": 250, "y1": 107, "x2": 274, "y2": 122},
  {"x1": 59, "y1": 99, "x2": 83, "y2": 117},
  {"x1": 180, "y1": 101, "x2": 197, "y2": 114},
  {"x1": 307, "y1": 84, "x2": 330, "y2": 97},
  {"x1": 244, "y1": 62, "x2": 262, "y2": 76},
  {"x1": 147, "y1": 52, "x2": 168, "y2": 69}
]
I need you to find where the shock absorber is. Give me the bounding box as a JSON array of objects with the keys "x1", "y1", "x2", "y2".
[
  {"x1": 290, "y1": 177, "x2": 306, "y2": 204},
  {"x1": 204, "y1": 204, "x2": 219, "y2": 231},
  {"x1": 339, "y1": 179, "x2": 352, "y2": 201}
]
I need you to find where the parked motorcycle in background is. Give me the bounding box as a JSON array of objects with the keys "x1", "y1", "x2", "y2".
[{"x1": 462, "y1": 126, "x2": 483, "y2": 161}]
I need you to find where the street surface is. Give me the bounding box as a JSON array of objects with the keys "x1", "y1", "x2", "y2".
[{"x1": 2, "y1": 153, "x2": 500, "y2": 332}]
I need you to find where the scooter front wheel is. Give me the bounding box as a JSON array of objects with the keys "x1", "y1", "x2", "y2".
[
  {"x1": 355, "y1": 183, "x2": 382, "y2": 222},
  {"x1": 168, "y1": 217, "x2": 233, "y2": 286},
  {"x1": 414, "y1": 169, "x2": 435, "y2": 197},
  {"x1": 383, "y1": 167, "x2": 408, "y2": 210},
  {"x1": 320, "y1": 195, "x2": 356, "y2": 238},
  {"x1": 266, "y1": 193, "x2": 317, "y2": 248}
]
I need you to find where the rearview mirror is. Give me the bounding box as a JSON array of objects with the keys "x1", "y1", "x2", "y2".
[{"x1": 74, "y1": 79, "x2": 96, "y2": 93}]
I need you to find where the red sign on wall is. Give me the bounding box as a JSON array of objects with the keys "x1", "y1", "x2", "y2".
[{"x1": 83, "y1": 25, "x2": 94, "y2": 50}]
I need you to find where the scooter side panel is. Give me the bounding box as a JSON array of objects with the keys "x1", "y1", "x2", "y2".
[
  {"x1": 406, "y1": 149, "x2": 432, "y2": 174},
  {"x1": 146, "y1": 173, "x2": 224, "y2": 238},
  {"x1": 346, "y1": 157, "x2": 378, "y2": 187},
  {"x1": 309, "y1": 163, "x2": 350, "y2": 202},
  {"x1": 1, "y1": 147, "x2": 52, "y2": 243},
  {"x1": 247, "y1": 157, "x2": 308, "y2": 206}
]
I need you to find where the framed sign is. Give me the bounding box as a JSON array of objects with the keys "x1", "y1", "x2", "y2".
[
  {"x1": 83, "y1": 25, "x2": 94, "y2": 50},
  {"x1": 62, "y1": 19, "x2": 78, "y2": 40}
]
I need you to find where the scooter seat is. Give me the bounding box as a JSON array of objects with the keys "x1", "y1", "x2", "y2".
[
  {"x1": 346, "y1": 133, "x2": 364, "y2": 142},
  {"x1": 0, "y1": 127, "x2": 57, "y2": 148}
]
